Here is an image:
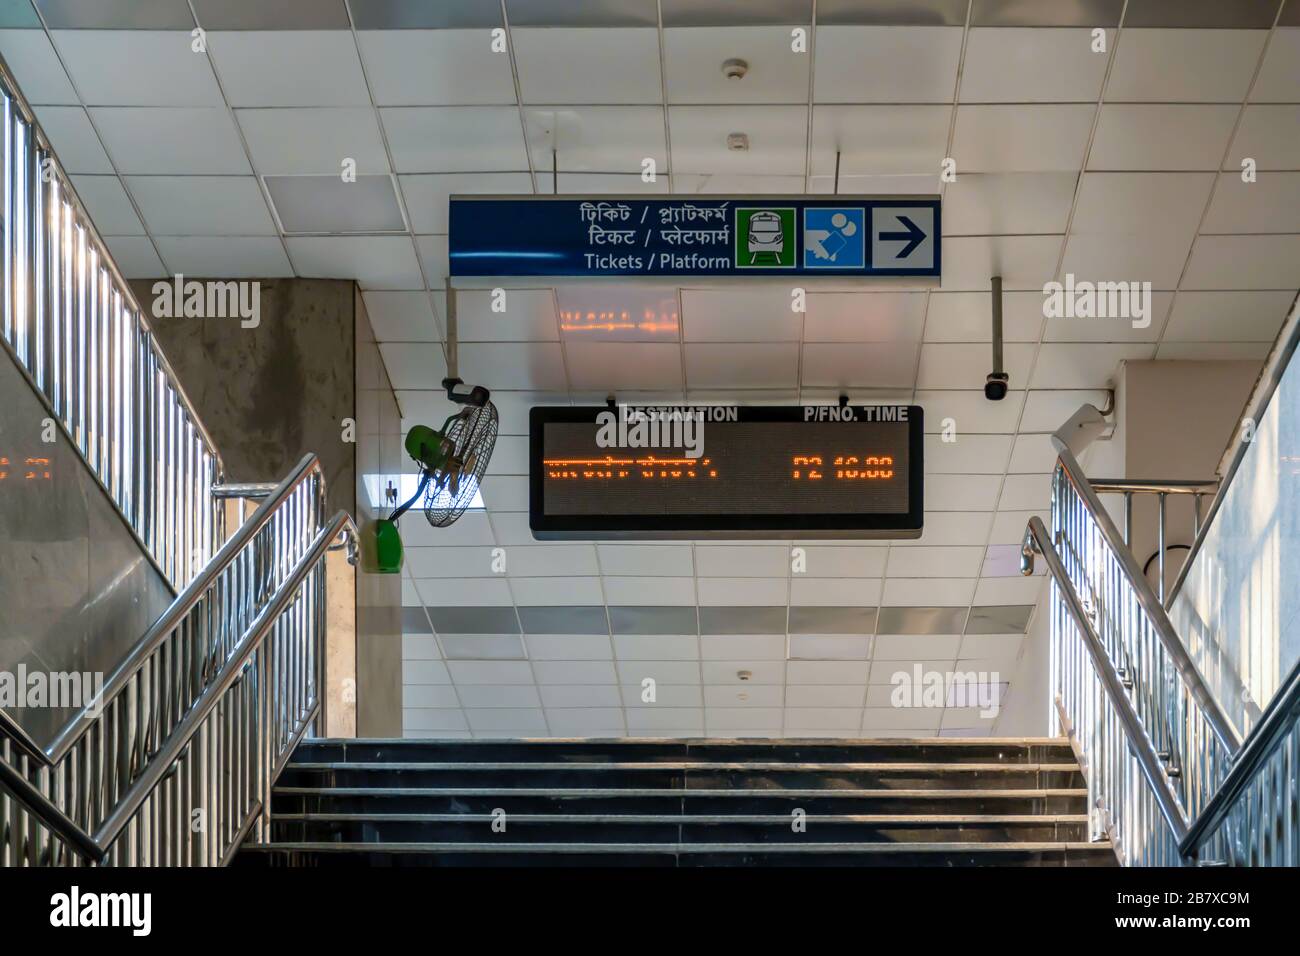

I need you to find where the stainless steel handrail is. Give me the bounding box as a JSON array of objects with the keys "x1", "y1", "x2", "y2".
[
  {"x1": 38, "y1": 453, "x2": 325, "y2": 765},
  {"x1": 1181, "y1": 653, "x2": 1300, "y2": 857},
  {"x1": 1023, "y1": 517, "x2": 1190, "y2": 844},
  {"x1": 0, "y1": 508, "x2": 356, "y2": 865},
  {"x1": 93, "y1": 509, "x2": 356, "y2": 854},
  {"x1": 1050, "y1": 438, "x2": 1242, "y2": 756}
]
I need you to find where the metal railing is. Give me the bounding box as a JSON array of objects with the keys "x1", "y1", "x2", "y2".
[
  {"x1": 1022, "y1": 419, "x2": 1246, "y2": 865},
  {"x1": 0, "y1": 454, "x2": 357, "y2": 866},
  {"x1": 0, "y1": 54, "x2": 221, "y2": 591}
]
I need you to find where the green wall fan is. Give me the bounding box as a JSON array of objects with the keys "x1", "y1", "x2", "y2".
[{"x1": 367, "y1": 290, "x2": 498, "y2": 574}]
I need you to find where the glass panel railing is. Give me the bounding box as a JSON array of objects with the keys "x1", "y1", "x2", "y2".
[
  {"x1": 1168, "y1": 296, "x2": 1300, "y2": 737},
  {"x1": 0, "y1": 59, "x2": 222, "y2": 592}
]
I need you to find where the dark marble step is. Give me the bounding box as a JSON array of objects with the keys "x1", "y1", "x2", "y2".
[
  {"x1": 272, "y1": 786, "x2": 1088, "y2": 816},
  {"x1": 293, "y1": 738, "x2": 1075, "y2": 767},
  {"x1": 276, "y1": 762, "x2": 1083, "y2": 791},
  {"x1": 269, "y1": 812, "x2": 1090, "y2": 845},
  {"x1": 234, "y1": 840, "x2": 1118, "y2": 868}
]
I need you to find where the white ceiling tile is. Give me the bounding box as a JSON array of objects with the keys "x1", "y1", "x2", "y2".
[
  {"x1": 460, "y1": 288, "x2": 558, "y2": 341},
  {"x1": 989, "y1": 509, "x2": 1048, "y2": 545},
  {"x1": 700, "y1": 634, "x2": 785, "y2": 660},
  {"x1": 700, "y1": 660, "x2": 782, "y2": 684},
  {"x1": 924, "y1": 292, "x2": 1041, "y2": 343},
  {"x1": 33, "y1": 105, "x2": 114, "y2": 173},
  {"x1": 893, "y1": 511, "x2": 993, "y2": 547},
  {"x1": 943, "y1": 172, "x2": 1076, "y2": 236},
  {"x1": 960, "y1": 28, "x2": 1109, "y2": 103},
  {"x1": 958, "y1": 633, "x2": 1025, "y2": 664},
  {"x1": 207, "y1": 30, "x2": 370, "y2": 107},
  {"x1": 682, "y1": 287, "x2": 802, "y2": 342},
  {"x1": 1089, "y1": 104, "x2": 1238, "y2": 171},
  {"x1": 556, "y1": 284, "x2": 679, "y2": 343},
  {"x1": 1163, "y1": 290, "x2": 1294, "y2": 342},
  {"x1": 1108, "y1": 29, "x2": 1265, "y2": 103},
  {"x1": 1007, "y1": 433, "x2": 1057, "y2": 473},
  {"x1": 673, "y1": 172, "x2": 806, "y2": 193},
  {"x1": 1042, "y1": 292, "x2": 1170, "y2": 343},
  {"x1": 641, "y1": 582, "x2": 750, "y2": 616},
  {"x1": 809, "y1": 105, "x2": 950, "y2": 176},
  {"x1": 696, "y1": 577, "x2": 788, "y2": 606},
  {"x1": 51, "y1": 29, "x2": 222, "y2": 106},
  {"x1": 665, "y1": 26, "x2": 809, "y2": 104},
  {"x1": 236, "y1": 107, "x2": 389, "y2": 175},
  {"x1": 564, "y1": 341, "x2": 682, "y2": 390},
  {"x1": 916, "y1": 342, "x2": 1035, "y2": 391},
  {"x1": 91, "y1": 106, "x2": 251, "y2": 174},
  {"x1": 625, "y1": 708, "x2": 703, "y2": 731},
  {"x1": 510, "y1": 575, "x2": 605, "y2": 605},
  {"x1": 784, "y1": 685, "x2": 866, "y2": 707},
  {"x1": 102, "y1": 235, "x2": 165, "y2": 278},
  {"x1": 383, "y1": 106, "x2": 528, "y2": 173},
  {"x1": 153, "y1": 235, "x2": 292, "y2": 277},
  {"x1": 925, "y1": 474, "x2": 1002, "y2": 511},
  {"x1": 1060, "y1": 235, "x2": 1191, "y2": 291},
  {"x1": 916, "y1": 388, "x2": 1027, "y2": 432},
  {"x1": 684, "y1": 343, "x2": 799, "y2": 389},
  {"x1": 614, "y1": 633, "x2": 699, "y2": 660},
  {"x1": 362, "y1": 291, "x2": 441, "y2": 342},
  {"x1": 789, "y1": 577, "x2": 881, "y2": 606},
  {"x1": 512, "y1": 27, "x2": 662, "y2": 104},
  {"x1": 924, "y1": 434, "x2": 1012, "y2": 474},
  {"x1": 951, "y1": 104, "x2": 1094, "y2": 172},
  {"x1": 416, "y1": 576, "x2": 513, "y2": 606},
  {"x1": 1228, "y1": 105, "x2": 1300, "y2": 170},
  {"x1": 555, "y1": 172, "x2": 668, "y2": 193},
  {"x1": 69, "y1": 174, "x2": 143, "y2": 235},
  {"x1": 457, "y1": 342, "x2": 568, "y2": 390},
  {"x1": 1072, "y1": 172, "x2": 1213, "y2": 239},
  {"x1": 887, "y1": 546, "x2": 984, "y2": 578},
  {"x1": 861, "y1": 706, "x2": 941, "y2": 731},
  {"x1": 998, "y1": 474, "x2": 1053, "y2": 512},
  {"x1": 1029, "y1": 343, "x2": 1154, "y2": 389},
  {"x1": 125, "y1": 175, "x2": 276, "y2": 235},
  {"x1": 939, "y1": 236, "x2": 1064, "y2": 292},
  {"x1": 670, "y1": 105, "x2": 807, "y2": 175},
  {"x1": 358, "y1": 29, "x2": 518, "y2": 106},
  {"x1": 507, "y1": 544, "x2": 598, "y2": 577},
  {"x1": 1203, "y1": 172, "x2": 1300, "y2": 233},
  {"x1": 803, "y1": 292, "x2": 927, "y2": 342},
  {"x1": 533, "y1": 660, "x2": 617, "y2": 685},
  {"x1": 1250, "y1": 28, "x2": 1300, "y2": 103},
  {"x1": 882, "y1": 577, "x2": 975, "y2": 606},
  {"x1": 787, "y1": 660, "x2": 871, "y2": 684},
  {"x1": 1181, "y1": 235, "x2": 1300, "y2": 290},
  {"x1": 800, "y1": 341, "x2": 919, "y2": 389},
  {"x1": 0, "y1": 28, "x2": 77, "y2": 104},
  {"x1": 524, "y1": 634, "x2": 613, "y2": 660},
  {"x1": 286, "y1": 236, "x2": 422, "y2": 289},
  {"x1": 694, "y1": 545, "x2": 788, "y2": 577},
  {"x1": 464, "y1": 708, "x2": 547, "y2": 732},
  {"x1": 813, "y1": 26, "x2": 961, "y2": 103},
  {"x1": 597, "y1": 544, "x2": 694, "y2": 576},
  {"x1": 525, "y1": 106, "x2": 666, "y2": 175},
  {"x1": 800, "y1": 545, "x2": 886, "y2": 577},
  {"x1": 480, "y1": 474, "x2": 529, "y2": 511},
  {"x1": 400, "y1": 173, "x2": 534, "y2": 233}
]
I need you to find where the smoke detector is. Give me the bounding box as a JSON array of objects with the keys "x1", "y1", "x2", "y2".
[
  {"x1": 737, "y1": 669, "x2": 752, "y2": 681},
  {"x1": 726, "y1": 132, "x2": 750, "y2": 152},
  {"x1": 721, "y1": 57, "x2": 749, "y2": 80}
]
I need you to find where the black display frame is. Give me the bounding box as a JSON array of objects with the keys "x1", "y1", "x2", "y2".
[{"x1": 529, "y1": 405, "x2": 924, "y2": 540}]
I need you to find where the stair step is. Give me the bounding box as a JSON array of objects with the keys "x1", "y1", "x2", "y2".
[
  {"x1": 269, "y1": 811, "x2": 1090, "y2": 844},
  {"x1": 235, "y1": 840, "x2": 1118, "y2": 867},
  {"x1": 271, "y1": 786, "x2": 1088, "y2": 815},
  {"x1": 276, "y1": 762, "x2": 1082, "y2": 790},
  {"x1": 293, "y1": 738, "x2": 1074, "y2": 766}
]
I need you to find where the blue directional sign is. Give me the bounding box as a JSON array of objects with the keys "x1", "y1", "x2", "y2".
[{"x1": 449, "y1": 196, "x2": 941, "y2": 279}]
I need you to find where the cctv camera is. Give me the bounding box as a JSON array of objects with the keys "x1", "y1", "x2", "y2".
[{"x1": 984, "y1": 372, "x2": 1009, "y2": 402}]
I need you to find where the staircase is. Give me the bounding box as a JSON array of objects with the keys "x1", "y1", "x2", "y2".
[{"x1": 234, "y1": 737, "x2": 1116, "y2": 867}]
